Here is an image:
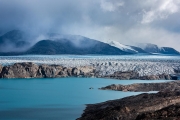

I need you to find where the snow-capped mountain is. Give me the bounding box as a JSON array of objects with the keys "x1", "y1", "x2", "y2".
[
  {"x1": 108, "y1": 41, "x2": 147, "y2": 54},
  {"x1": 109, "y1": 41, "x2": 137, "y2": 53}
]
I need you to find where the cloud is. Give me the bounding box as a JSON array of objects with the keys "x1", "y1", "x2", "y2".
[
  {"x1": 100, "y1": 0, "x2": 124, "y2": 12},
  {"x1": 0, "y1": 0, "x2": 180, "y2": 51},
  {"x1": 141, "y1": 0, "x2": 180, "y2": 24}
]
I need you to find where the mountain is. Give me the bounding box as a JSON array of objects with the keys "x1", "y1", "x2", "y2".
[
  {"x1": 108, "y1": 41, "x2": 147, "y2": 54},
  {"x1": 160, "y1": 47, "x2": 180, "y2": 54},
  {"x1": 0, "y1": 30, "x2": 179, "y2": 55},
  {"x1": 0, "y1": 30, "x2": 30, "y2": 52},
  {"x1": 26, "y1": 38, "x2": 132, "y2": 55},
  {"x1": 137, "y1": 43, "x2": 160, "y2": 53},
  {"x1": 137, "y1": 43, "x2": 180, "y2": 55}
]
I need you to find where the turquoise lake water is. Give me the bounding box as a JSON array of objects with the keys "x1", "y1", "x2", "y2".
[{"x1": 0, "y1": 78, "x2": 172, "y2": 120}]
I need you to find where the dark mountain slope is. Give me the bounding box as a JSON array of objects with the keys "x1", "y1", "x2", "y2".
[
  {"x1": 26, "y1": 39, "x2": 132, "y2": 55},
  {"x1": 160, "y1": 47, "x2": 180, "y2": 54},
  {"x1": 138, "y1": 43, "x2": 180, "y2": 55},
  {"x1": 129, "y1": 46, "x2": 148, "y2": 54},
  {"x1": 0, "y1": 30, "x2": 29, "y2": 52}
]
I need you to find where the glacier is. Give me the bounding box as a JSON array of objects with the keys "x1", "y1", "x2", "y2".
[{"x1": 0, "y1": 55, "x2": 180, "y2": 76}]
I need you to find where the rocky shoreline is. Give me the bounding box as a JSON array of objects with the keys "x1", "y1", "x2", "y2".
[
  {"x1": 78, "y1": 79, "x2": 180, "y2": 119},
  {"x1": 100, "y1": 81, "x2": 180, "y2": 92},
  {"x1": 77, "y1": 90, "x2": 180, "y2": 120},
  {"x1": 0, "y1": 62, "x2": 178, "y2": 80}
]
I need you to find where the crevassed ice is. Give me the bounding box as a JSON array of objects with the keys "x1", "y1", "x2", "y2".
[{"x1": 0, "y1": 55, "x2": 180, "y2": 76}]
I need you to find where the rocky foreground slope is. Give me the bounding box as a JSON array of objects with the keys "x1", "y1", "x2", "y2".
[
  {"x1": 0, "y1": 62, "x2": 178, "y2": 79},
  {"x1": 78, "y1": 80, "x2": 180, "y2": 119},
  {"x1": 77, "y1": 90, "x2": 180, "y2": 120}
]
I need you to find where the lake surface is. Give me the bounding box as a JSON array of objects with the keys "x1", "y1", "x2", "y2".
[{"x1": 0, "y1": 78, "x2": 172, "y2": 120}]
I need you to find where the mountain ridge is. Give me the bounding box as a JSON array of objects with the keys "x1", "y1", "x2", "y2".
[
  {"x1": 108, "y1": 41, "x2": 148, "y2": 54},
  {"x1": 137, "y1": 43, "x2": 180, "y2": 55},
  {"x1": 0, "y1": 30, "x2": 179, "y2": 55},
  {"x1": 26, "y1": 39, "x2": 131, "y2": 55}
]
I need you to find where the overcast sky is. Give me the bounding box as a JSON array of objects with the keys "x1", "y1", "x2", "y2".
[{"x1": 0, "y1": 0, "x2": 180, "y2": 50}]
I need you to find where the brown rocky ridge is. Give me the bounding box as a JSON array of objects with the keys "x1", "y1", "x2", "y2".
[{"x1": 0, "y1": 62, "x2": 95, "y2": 78}]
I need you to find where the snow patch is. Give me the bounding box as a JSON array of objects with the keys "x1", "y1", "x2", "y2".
[{"x1": 108, "y1": 41, "x2": 138, "y2": 53}]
